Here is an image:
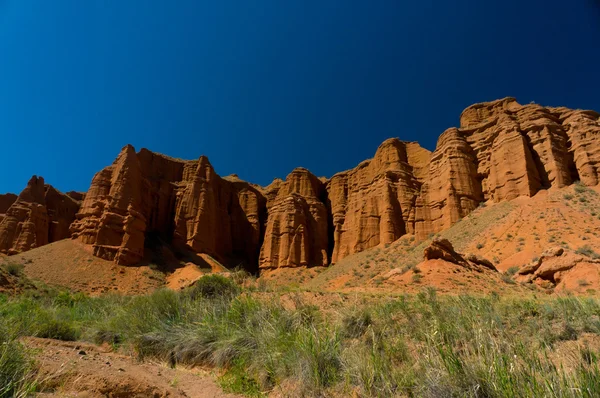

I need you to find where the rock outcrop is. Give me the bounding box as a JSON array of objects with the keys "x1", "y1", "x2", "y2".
[
  {"x1": 0, "y1": 176, "x2": 81, "y2": 255},
  {"x1": 415, "y1": 98, "x2": 600, "y2": 239},
  {"x1": 259, "y1": 168, "x2": 328, "y2": 269},
  {"x1": 328, "y1": 139, "x2": 431, "y2": 263},
  {"x1": 516, "y1": 247, "x2": 600, "y2": 288},
  {"x1": 0, "y1": 193, "x2": 18, "y2": 224},
  {"x1": 422, "y1": 238, "x2": 496, "y2": 272},
  {"x1": 70, "y1": 146, "x2": 267, "y2": 268},
  {"x1": 2, "y1": 97, "x2": 599, "y2": 272}
]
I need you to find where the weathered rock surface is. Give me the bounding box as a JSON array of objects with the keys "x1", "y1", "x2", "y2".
[
  {"x1": 70, "y1": 146, "x2": 267, "y2": 268},
  {"x1": 259, "y1": 168, "x2": 328, "y2": 269},
  {"x1": 422, "y1": 238, "x2": 496, "y2": 271},
  {"x1": 3, "y1": 97, "x2": 599, "y2": 272},
  {"x1": 328, "y1": 139, "x2": 430, "y2": 263},
  {"x1": 516, "y1": 248, "x2": 600, "y2": 287},
  {"x1": 0, "y1": 176, "x2": 81, "y2": 255}
]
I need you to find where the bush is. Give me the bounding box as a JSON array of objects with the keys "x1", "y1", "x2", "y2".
[
  {"x1": 575, "y1": 245, "x2": 600, "y2": 259},
  {"x1": 36, "y1": 317, "x2": 80, "y2": 341},
  {"x1": 506, "y1": 266, "x2": 519, "y2": 276},
  {"x1": 4, "y1": 263, "x2": 23, "y2": 277},
  {"x1": 189, "y1": 274, "x2": 240, "y2": 300},
  {"x1": 574, "y1": 182, "x2": 588, "y2": 194}
]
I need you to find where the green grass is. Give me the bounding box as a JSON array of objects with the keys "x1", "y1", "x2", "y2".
[
  {"x1": 1, "y1": 277, "x2": 600, "y2": 396},
  {"x1": 0, "y1": 312, "x2": 38, "y2": 397}
]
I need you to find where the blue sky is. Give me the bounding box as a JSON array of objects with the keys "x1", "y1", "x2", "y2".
[{"x1": 1, "y1": 1, "x2": 599, "y2": 194}]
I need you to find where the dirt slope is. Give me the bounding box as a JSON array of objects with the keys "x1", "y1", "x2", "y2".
[
  {"x1": 4, "y1": 240, "x2": 165, "y2": 295},
  {"x1": 26, "y1": 337, "x2": 240, "y2": 397}
]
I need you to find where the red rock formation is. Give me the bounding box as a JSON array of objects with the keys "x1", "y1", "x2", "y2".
[
  {"x1": 415, "y1": 98, "x2": 600, "y2": 239},
  {"x1": 0, "y1": 194, "x2": 17, "y2": 214},
  {"x1": 0, "y1": 176, "x2": 81, "y2": 255},
  {"x1": 0, "y1": 193, "x2": 18, "y2": 225},
  {"x1": 327, "y1": 139, "x2": 431, "y2": 263},
  {"x1": 423, "y1": 238, "x2": 496, "y2": 272},
  {"x1": 71, "y1": 146, "x2": 267, "y2": 268},
  {"x1": 259, "y1": 168, "x2": 328, "y2": 269},
  {"x1": 4, "y1": 97, "x2": 598, "y2": 273}
]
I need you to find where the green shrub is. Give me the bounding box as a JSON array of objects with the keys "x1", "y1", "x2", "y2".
[
  {"x1": 4, "y1": 263, "x2": 23, "y2": 277},
  {"x1": 36, "y1": 317, "x2": 80, "y2": 341},
  {"x1": 189, "y1": 274, "x2": 240, "y2": 299}
]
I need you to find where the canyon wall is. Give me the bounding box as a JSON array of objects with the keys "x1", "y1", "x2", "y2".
[
  {"x1": 0, "y1": 177, "x2": 81, "y2": 255},
  {"x1": 69, "y1": 145, "x2": 266, "y2": 268},
  {"x1": 1, "y1": 98, "x2": 599, "y2": 269}
]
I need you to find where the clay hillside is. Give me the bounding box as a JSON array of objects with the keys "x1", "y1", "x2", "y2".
[{"x1": 1, "y1": 97, "x2": 599, "y2": 291}]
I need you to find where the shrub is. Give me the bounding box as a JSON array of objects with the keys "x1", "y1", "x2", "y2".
[
  {"x1": 476, "y1": 243, "x2": 484, "y2": 249},
  {"x1": 412, "y1": 274, "x2": 423, "y2": 284},
  {"x1": 506, "y1": 266, "x2": 519, "y2": 276},
  {"x1": 575, "y1": 245, "x2": 600, "y2": 260},
  {"x1": 36, "y1": 317, "x2": 80, "y2": 341},
  {"x1": 501, "y1": 273, "x2": 515, "y2": 284},
  {"x1": 4, "y1": 263, "x2": 23, "y2": 277},
  {"x1": 189, "y1": 274, "x2": 240, "y2": 300},
  {"x1": 574, "y1": 182, "x2": 588, "y2": 194}
]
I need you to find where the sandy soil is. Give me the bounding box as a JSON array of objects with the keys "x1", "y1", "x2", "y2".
[{"x1": 25, "y1": 337, "x2": 240, "y2": 398}]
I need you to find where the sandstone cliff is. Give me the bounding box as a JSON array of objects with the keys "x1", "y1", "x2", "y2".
[
  {"x1": 70, "y1": 146, "x2": 267, "y2": 268},
  {"x1": 1, "y1": 98, "x2": 599, "y2": 271},
  {"x1": 259, "y1": 168, "x2": 329, "y2": 269},
  {"x1": 0, "y1": 176, "x2": 81, "y2": 255}
]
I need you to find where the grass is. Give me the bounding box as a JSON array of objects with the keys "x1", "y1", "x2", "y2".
[
  {"x1": 4, "y1": 262, "x2": 24, "y2": 277},
  {"x1": 0, "y1": 276, "x2": 600, "y2": 396},
  {"x1": 0, "y1": 320, "x2": 37, "y2": 397},
  {"x1": 576, "y1": 245, "x2": 600, "y2": 260}
]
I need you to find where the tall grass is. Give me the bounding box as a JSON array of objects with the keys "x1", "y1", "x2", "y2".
[
  {"x1": 0, "y1": 320, "x2": 37, "y2": 397},
  {"x1": 1, "y1": 278, "x2": 600, "y2": 397}
]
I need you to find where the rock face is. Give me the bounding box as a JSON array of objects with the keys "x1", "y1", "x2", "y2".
[
  {"x1": 328, "y1": 140, "x2": 431, "y2": 263},
  {"x1": 2, "y1": 97, "x2": 600, "y2": 271},
  {"x1": 70, "y1": 146, "x2": 267, "y2": 268},
  {"x1": 0, "y1": 176, "x2": 81, "y2": 255},
  {"x1": 0, "y1": 193, "x2": 18, "y2": 225},
  {"x1": 259, "y1": 168, "x2": 329, "y2": 269},
  {"x1": 415, "y1": 98, "x2": 600, "y2": 239}
]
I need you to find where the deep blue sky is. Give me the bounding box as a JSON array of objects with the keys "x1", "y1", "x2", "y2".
[{"x1": 1, "y1": 1, "x2": 600, "y2": 194}]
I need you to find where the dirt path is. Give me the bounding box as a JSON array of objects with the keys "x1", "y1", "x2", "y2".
[{"x1": 24, "y1": 337, "x2": 241, "y2": 398}]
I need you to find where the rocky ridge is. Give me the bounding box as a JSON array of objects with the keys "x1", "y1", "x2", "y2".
[
  {"x1": 0, "y1": 177, "x2": 82, "y2": 255},
  {"x1": 1, "y1": 98, "x2": 599, "y2": 270}
]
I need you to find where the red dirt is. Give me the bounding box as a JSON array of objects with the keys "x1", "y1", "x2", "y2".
[
  {"x1": 26, "y1": 337, "x2": 240, "y2": 398},
  {"x1": 5, "y1": 240, "x2": 165, "y2": 295}
]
